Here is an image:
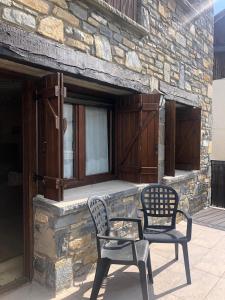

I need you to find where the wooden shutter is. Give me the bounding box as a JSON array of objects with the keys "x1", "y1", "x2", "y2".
[
  {"x1": 37, "y1": 73, "x2": 65, "y2": 201},
  {"x1": 165, "y1": 100, "x2": 176, "y2": 176},
  {"x1": 175, "y1": 107, "x2": 201, "y2": 170},
  {"x1": 116, "y1": 93, "x2": 159, "y2": 183}
]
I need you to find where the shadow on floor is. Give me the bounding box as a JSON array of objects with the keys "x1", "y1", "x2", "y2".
[{"x1": 65, "y1": 259, "x2": 188, "y2": 300}]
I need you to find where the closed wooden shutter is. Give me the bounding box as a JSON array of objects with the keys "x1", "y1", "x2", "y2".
[
  {"x1": 175, "y1": 107, "x2": 201, "y2": 170},
  {"x1": 37, "y1": 73, "x2": 65, "y2": 201},
  {"x1": 104, "y1": 0, "x2": 138, "y2": 21},
  {"x1": 165, "y1": 100, "x2": 176, "y2": 176},
  {"x1": 116, "y1": 93, "x2": 159, "y2": 183}
]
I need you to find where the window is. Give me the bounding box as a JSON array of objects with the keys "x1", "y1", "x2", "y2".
[
  {"x1": 63, "y1": 103, "x2": 75, "y2": 179},
  {"x1": 85, "y1": 106, "x2": 109, "y2": 176},
  {"x1": 165, "y1": 101, "x2": 201, "y2": 176},
  {"x1": 37, "y1": 72, "x2": 160, "y2": 201},
  {"x1": 104, "y1": 0, "x2": 138, "y2": 21},
  {"x1": 63, "y1": 95, "x2": 114, "y2": 187}
]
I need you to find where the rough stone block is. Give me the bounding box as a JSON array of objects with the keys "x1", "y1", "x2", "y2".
[
  {"x1": 69, "y1": 234, "x2": 92, "y2": 251},
  {"x1": 72, "y1": 28, "x2": 94, "y2": 45},
  {"x1": 53, "y1": 6, "x2": 79, "y2": 26},
  {"x1": 125, "y1": 51, "x2": 142, "y2": 72},
  {"x1": 91, "y1": 12, "x2": 107, "y2": 25},
  {"x1": 38, "y1": 16, "x2": 64, "y2": 42},
  {"x1": 35, "y1": 208, "x2": 49, "y2": 224},
  {"x1": 55, "y1": 258, "x2": 73, "y2": 292},
  {"x1": 94, "y1": 35, "x2": 112, "y2": 61},
  {"x1": 3, "y1": 7, "x2": 36, "y2": 28},
  {"x1": 123, "y1": 37, "x2": 135, "y2": 50},
  {"x1": 176, "y1": 32, "x2": 187, "y2": 47},
  {"x1": 69, "y1": 2, "x2": 87, "y2": 20},
  {"x1": 34, "y1": 227, "x2": 57, "y2": 258},
  {"x1": 16, "y1": 0, "x2": 49, "y2": 14},
  {"x1": 0, "y1": 0, "x2": 12, "y2": 6},
  {"x1": 99, "y1": 25, "x2": 112, "y2": 38},
  {"x1": 113, "y1": 46, "x2": 125, "y2": 58},
  {"x1": 49, "y1": 0, "x2": 68, "y2": 9},
  {"x1": 66, "y1": 38, "x2": 90, "y2": 52},
  {"x1": 83, "y1": 21, "x2": 97, "y2": 34}
]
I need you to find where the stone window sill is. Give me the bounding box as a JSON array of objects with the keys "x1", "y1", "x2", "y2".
[
  {"x1": 162, "y1": 170, "x2": 200, "y2": 185},
  {"x1": 34, "y1": 180, "x2": 147, "y2": 216},
  {"x1": 85, "y1": 0, "x2": 148, "y2": 36}
]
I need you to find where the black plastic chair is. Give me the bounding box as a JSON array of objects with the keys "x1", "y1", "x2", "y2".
[
  {"x1": 88, "y1": 196, "x2": 153, "y2": 300},
  {"x1": 140, "y1": 184, "x2": 192, "y2": 284}
]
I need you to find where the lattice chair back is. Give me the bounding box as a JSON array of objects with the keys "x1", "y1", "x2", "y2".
[
  {"x1": 141, "y1": 184, "x2": 179, "y2": 229},
  {"x1": 88, "y1": 196, "x2": 110, "y2": 237}
]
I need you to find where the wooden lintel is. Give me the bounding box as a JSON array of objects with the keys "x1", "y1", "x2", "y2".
[{"x1": 0, "y1": 23, "x2": 150, "y2": 93}]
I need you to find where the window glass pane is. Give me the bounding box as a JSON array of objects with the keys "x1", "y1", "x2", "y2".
[
  {"x1": 63, "y1": 104, "x2": 74, "y2": 178},
  {"x1": 85, "y1": 106, "x2": 109, "y2": 175}
]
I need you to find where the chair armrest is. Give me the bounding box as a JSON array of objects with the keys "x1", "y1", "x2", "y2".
[
  {"x1": 97, "y1": 234, "x2": 136, "y2": 243},
  {"x1": 110, "y1": 217, "x2": 143, "y2": 239},
  {"x1": 176, "y1": 209, "x2": 192, "y2": 242}
]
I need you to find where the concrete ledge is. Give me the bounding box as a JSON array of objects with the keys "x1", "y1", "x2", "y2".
[
  {"x1": 162, "y1": 170, "x2": 200, "y2": 185},
  {"x1": 34, "y1": 180, "x2": 147, "y2": 217}
]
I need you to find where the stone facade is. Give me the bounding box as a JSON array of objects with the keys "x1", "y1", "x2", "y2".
[{"x1": 0, "y1": 0, "x2": 214, "y2": 294}]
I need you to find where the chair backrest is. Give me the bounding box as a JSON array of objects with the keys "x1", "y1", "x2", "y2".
[
  {"x1": 141, "y1": 184, "x2": 179, "y2": 229},
  {"x1": 87, "y1": 196, "x2": 110, "y2": 236}
]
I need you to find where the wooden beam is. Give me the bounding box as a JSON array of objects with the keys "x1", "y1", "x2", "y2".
[{"x1": 0, "y1": 23, "x2": 150, "y2": 93}]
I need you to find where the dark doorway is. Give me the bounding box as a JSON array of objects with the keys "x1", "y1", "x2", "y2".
[
  {"x1": 211, "y1": 160, "x2": 225, "y2": 208},
  {"x1": 0, "y1": 75, "x2": 24, "y2": 288}
]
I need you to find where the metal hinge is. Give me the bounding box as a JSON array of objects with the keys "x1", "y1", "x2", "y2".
[
  {"x1": 56, "y1": 178, "x2": 64, "y2": 189},
  {"x1": 55, "y1": 86, "x2": 67, "y2": 98}
]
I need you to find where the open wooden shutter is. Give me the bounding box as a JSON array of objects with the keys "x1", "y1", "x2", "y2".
[
  {"x1": 37, "y1": 73, "x2": 65, "y2": 201},
  {"x1": 165, "y1": 100, "x2": 176, "y2": 176},
  {"x1": 175, "y1": 107, "x2": 201, "y2": 170},
  {"x1": 116, "y1": 93, "x2": 160, "y2": 183}
]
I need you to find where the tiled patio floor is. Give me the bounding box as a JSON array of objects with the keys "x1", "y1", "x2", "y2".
[{"x1": 2, "y1": 216, "x2": 225, "y2": 300}]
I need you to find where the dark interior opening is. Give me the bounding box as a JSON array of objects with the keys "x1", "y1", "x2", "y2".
[{"x1": 0, "y1": 75, "x2": 24, "y2": 288}]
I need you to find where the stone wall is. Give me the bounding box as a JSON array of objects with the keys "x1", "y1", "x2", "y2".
[{"x1": 33, "y1": 189, "x2": 141, "y2": 293}]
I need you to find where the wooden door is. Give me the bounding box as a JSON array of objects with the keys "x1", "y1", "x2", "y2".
[
  {"x1": 116, "y1": 93, "x2": 159, "y2": 183},
  {"x1": 22, "y1": 80, "x2": 37, "y2": 280}
]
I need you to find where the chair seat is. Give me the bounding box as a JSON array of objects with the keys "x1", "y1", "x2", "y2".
[
  {"x1": 102, "y1": 239, "x2": 149, "y2": 263},
  {"x1": 143, "y1": 228, "x2": 187, "y2": 243}
]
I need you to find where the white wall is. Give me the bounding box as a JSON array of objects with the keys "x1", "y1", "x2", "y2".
[{"x1": 212, "y1": 79, "x2": 225, "y2": 160}]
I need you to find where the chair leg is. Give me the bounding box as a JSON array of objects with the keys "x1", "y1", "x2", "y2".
[
  {"x1": 182, "y1": 242, "x2": 191, "y2": 285},
  {"x1": 147, "y1": 253, "x2": 153, "y2": 283},
  {"x1": 103, "y1": 263, "x2": 111, "y2": 278},
  {"x1": 90, "y1": 259, "x2": 110, "y2": 300},
  {"x1": 138, "y1": 261, "x2": 149, "y2": 300},
  {"x1": 175, "y1": 243, "x2": 179, "y2": 260}
]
